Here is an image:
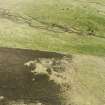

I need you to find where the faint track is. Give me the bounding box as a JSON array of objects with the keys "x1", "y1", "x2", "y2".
[
  {"x1": 0, "y1": 8, "x2": 105, "y2": 39},
  {"x1": 88, "y1": 1, "x2": 105, "y2": 7},
  {"x1": 0, "y1": 8, "x2": 80, "y2": 34}
]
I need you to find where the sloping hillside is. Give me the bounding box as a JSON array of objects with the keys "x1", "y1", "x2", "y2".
[
  {"x1": 0, "y1": 0, "x2": 105, "y2": 105},
  {"x1": 0, "y1": 0, "x2": 105, "y2": 56}
]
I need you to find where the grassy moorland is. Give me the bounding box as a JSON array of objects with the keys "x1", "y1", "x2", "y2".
[{"x1": 0, "y1": 0, "x2": 105, "y2": 105}]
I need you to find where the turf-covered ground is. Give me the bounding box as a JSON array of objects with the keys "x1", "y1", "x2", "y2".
[{"x1": 0, "y1": 0, "x2": 105, "y2": 105}]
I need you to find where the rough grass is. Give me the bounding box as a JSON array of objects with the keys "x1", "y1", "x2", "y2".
[
  {"x1": 71, "y1": 55, "x2": 105, "y2": 105},
  {"x1": 0, "y1": 0, "x2": 105, "y2": 56},
  {"x1": 0, "y1": 0, "x2": 105, "y2": 105}
]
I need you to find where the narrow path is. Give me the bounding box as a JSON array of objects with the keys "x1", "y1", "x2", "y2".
[{"x1": 0, "y1": 8, "x2": 80, "y2": 34}]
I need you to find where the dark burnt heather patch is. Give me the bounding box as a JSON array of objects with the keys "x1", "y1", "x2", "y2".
[{"x1": 0, "y1": 47, "x2": 72, "y2": 105}]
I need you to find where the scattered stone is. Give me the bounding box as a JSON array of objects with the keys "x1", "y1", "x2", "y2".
[
  {"x1": 0, "y1": 96, "x2": 4, "y2": 100},
  {"x1": 25, "y1": 57, "x2": 72, "y2": 85}
]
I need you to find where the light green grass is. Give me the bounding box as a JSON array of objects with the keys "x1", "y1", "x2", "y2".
[
  {"x1": 0, "y1": 18, "x2": 105, "y2": 56},
  {"x1": 0, "y1": 0, "x2": 105, "y2": 56}
]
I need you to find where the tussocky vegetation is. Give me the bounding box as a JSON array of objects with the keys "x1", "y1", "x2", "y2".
[{"x1": 0, "y1": 0, "x2": 105, "y2": 105}]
